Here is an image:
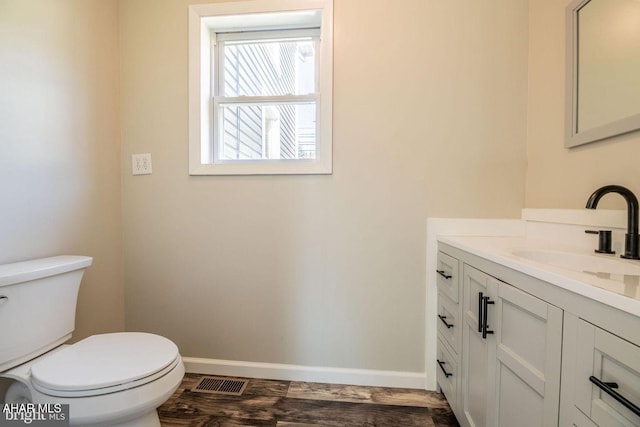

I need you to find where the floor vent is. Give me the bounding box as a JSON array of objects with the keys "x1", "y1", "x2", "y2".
[{"x1": 192, "y1": 376, "x2": 248, "y2": 396}]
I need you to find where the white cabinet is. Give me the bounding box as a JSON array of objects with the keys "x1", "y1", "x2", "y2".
[
  {"x1": 458, "y1": 264, "x2": 562, "y2": 427},
  {"x1": 562, "y1": 314, "x2": 640, "y2": 427},
  {"x1": 436, "y1": 242, "x2": 640, "y2": 427},
  {"x1": 437, "y1": 252, "x2": 563, "y2": 427}
]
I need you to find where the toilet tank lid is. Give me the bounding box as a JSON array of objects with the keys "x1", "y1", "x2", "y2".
[{"x1": 0, "y1": 256, "x2": 92, "y2": 288}]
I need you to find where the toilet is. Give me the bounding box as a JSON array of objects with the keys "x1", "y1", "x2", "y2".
[{"x1": 0, "y1": 256, "x2": 185, "y2": 426}]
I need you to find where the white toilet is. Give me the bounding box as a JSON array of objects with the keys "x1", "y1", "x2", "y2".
[{"x1": 0, "y1": 256, "x2": 185, "y2": 426}]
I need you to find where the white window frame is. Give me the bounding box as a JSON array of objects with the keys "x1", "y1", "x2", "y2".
[{"x1": 188, "y1": 0, "x2": 333, "y2": 175}]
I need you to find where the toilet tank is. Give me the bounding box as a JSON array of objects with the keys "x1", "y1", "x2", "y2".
[{"x1": 0, "y1": 256, "x2": 92, "y2": 372}]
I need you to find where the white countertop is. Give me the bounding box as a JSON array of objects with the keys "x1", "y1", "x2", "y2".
[{"x1": 438, "y1": 235, "x2": 640, "y2": 317}]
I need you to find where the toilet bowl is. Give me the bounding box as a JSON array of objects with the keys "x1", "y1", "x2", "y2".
[{"x1": 0, "y1": 256, "x2": 185, "y2": 426}]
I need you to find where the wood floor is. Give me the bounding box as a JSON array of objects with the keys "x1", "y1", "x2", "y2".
[{"x1": 158, "y1": 373, "x2": 459, "y2": 427}]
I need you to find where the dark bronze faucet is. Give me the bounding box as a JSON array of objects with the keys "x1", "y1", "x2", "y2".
[{"x1": 585, "y1": 185, "x2": 640, "y2": 260}]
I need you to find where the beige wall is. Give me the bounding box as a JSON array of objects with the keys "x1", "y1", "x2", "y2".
[
  {"x1": 526, "y1": 0, "x2": 640, "y2": 209},
  {"x1": 120, "y1": 0, "x2": 528, "y2": 372},
  {"x1": 0, "y1": 0, "x2": 124, "y2": 339},
  {"x1": 3, "y1": 0, "x2": 636, "y2": 378}
]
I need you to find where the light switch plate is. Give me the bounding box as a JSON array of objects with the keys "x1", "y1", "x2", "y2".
[{"x1": 132, "y1": 153, "x2": 152, "y2": 175}]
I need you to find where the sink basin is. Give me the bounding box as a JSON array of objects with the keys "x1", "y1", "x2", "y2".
[
  {"x1": 510, "y1": 248, "x2": 640, "y2": 299},
  {"x1": 510, "y1": 249, "x2": 640, "y2": 277}
]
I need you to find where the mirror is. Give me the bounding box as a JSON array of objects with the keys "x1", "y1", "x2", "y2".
[{"x1": 565, "y1": 0, "x2": 640, "y2": 147}]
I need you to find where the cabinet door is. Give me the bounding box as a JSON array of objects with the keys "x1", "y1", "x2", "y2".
[
  {"x1": 489, "y1": 282, "x2": 563, "y2": 427},
  {"x1": 461, "y1": 265, "x2": 495, "y2": 427},
  {"x1": 575, "y1": 320, "x2": 640, "y2": 427}
]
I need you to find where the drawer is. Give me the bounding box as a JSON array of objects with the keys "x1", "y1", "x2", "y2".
[
  {"x1": 571, "y1": 407, "x2": 599, "y2": 427},
  {"x1": 575, "y1": 319, "x2": 640, "y2": 426},
  {"x1": 436, "y1": 251, "x2": 459, "y2": 303},
  {"x1": 437, "y1": 292, "x2": 460, "y2": 354},
  {"x1": 437, "y1": 338, "x2": 458, "y2": 411}
]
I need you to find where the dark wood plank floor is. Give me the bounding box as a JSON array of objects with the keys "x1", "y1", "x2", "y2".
[{"x1": 159, "y1": 373, "x2": 459, "y2": 427}]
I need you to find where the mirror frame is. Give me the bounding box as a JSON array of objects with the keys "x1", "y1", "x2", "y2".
[{"x1": 565, "y1": 0, "x2": 640, "y2": 148}]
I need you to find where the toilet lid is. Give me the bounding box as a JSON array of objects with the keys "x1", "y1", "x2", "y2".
[{"x1": 30, "y1": 332, "x2": 179, "y2": 395}]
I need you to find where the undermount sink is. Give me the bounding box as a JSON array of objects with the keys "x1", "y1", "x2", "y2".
[{"x1": 510, "y1": 249, "x2": 640, "y2": 277}]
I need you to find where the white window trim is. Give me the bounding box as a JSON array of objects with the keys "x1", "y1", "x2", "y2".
[{"x1": 188, "y1": 0, "x2": 333, "y2": 175}]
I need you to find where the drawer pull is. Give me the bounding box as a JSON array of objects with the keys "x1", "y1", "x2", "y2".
[
  {"x1": 436, "y1": 270, "x2": 452, "y2": 280},
  {"x1": 438, "y1": 315, "x2": 454, "y2": 328},
  {"x1": 589, "y1": 376, "x2": 640, "y2": 417},
  {"x1": 437, "y1": 359, "x2": 453, "y2": 378}
]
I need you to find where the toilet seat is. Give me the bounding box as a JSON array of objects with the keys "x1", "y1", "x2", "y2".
[{"x1": 29, "y1": 332, "x2": 180, "y2": 398}]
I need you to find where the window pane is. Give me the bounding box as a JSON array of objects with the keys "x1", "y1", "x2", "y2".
[
  {"x1": 219, "y1": 103, "x2": 316, "y2": 160},
  {"x1": 223, "y1": 38, "x2": 316, "y2": 97}
]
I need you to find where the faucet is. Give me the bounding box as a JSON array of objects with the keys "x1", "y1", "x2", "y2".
[{"x1": 585, "y1": 185, "x2": 640, "y2": 260}]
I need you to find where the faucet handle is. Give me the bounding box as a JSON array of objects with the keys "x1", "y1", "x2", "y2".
[{"x1": 585, "y1": 230, "x2": 616, "y2": 254}]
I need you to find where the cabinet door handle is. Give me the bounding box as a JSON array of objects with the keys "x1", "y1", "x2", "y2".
[
  {"x1": 438, "y1": 315, "x2": 454, "y2": 328},
  {"x1": 589, "y1": 376, "x2": 640, "y2": 417},
  {"x1": 478, "y1": 292, "x2": 484, "y2": 333},
  {"x1": 436, "y1": 270, "x2": 452, "y2": 279},
  {"x1": 437, "y1": 359, "x2": 453, "y2": 378},
  {"x1": 482, "y1": 295, "x2": 495, "y2": 339}
]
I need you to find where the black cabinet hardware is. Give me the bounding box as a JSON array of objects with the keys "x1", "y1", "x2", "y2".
[
  {"x1": 589, "y1": 376, "x2": 640, "y2": 417},
  {"x1": 438, "y1": 315, "x2": 454, "y2": 328},
  {"x1": 436, "y1": 270, "x2": 452, "y2": 279},
  {"x1": 482, "y1": 295, "x2": 495, "y2": 339},
  {"x1": 437, "y1": 359, "x2": 453, "y2": 378},
  {"x1": 478, "y1": 292, "x2": 484, "y2": 333}
]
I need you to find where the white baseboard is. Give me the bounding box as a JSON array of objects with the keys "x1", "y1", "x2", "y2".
[{"x1": 183, "y1": 357, "x2": 426, "y2": 389}]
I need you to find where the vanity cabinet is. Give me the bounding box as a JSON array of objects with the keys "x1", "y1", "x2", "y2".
[
  {"x1": 437, "y1": 251, "x2": 563, "y2": 427},
  {"x1": 437, "y1": 242, "x2": 640, "y2": 427}
]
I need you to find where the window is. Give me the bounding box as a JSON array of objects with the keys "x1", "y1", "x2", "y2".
[
  {"x1": 188, "y1": 0, "x2": 333, "y2": 175},
  {"x1": 216, "y1": 29, "x2": 318, "y2": 161}
]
